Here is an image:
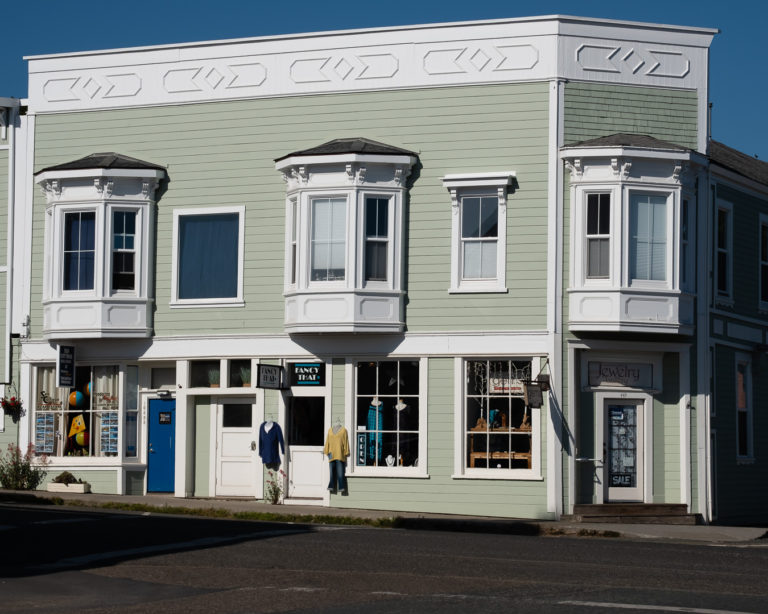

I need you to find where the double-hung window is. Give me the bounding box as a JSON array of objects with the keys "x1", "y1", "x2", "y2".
[
  {"x1": 112, "y1": 211, "x2": 136, "y2": 291},
  {"x1": 63, "y1": 211, "x2": 96, "y2": 291},
  {"x1": 716, "y1": 203, "x2": 733, "y2": 300},
  {"x1": 172, "y1": 206, "x2": 245, "y2": 306},
  {"x1": 629, "y1": 193, "x2": 668, "y2": 283},
  {"x1": 364, "y1": 197, "x2": 389, "y2": 282},
  {"x1": 310, "y1": 197, "x2": 346, "y2": 282},
  {"x1": 586, "y1": 194, "x2": 610, "y2": 279},
  {"x1": 443, "y1": 172, "x2": 514, "y2": 293}
]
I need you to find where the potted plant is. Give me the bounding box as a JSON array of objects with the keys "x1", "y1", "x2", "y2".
[
  {"x1": 1, "y1": 395, "x2": 25, "y2": 423},
  {"x1": 208, "y1": 368, "x2": 220, "y2": 388},
  {"x1": 240, "y1": 366, "x2": 251, "y2": 387},
  {"x1": 47, "y1": 471, "x2": 91, "y2": 493}
]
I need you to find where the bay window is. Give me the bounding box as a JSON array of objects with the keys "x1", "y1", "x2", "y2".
[
  {"x1": 561, "y1": 139, "x2": 697, "y2": 334},
  {"x1": 35, "y1": 153, "x2": 165, "y2": 339},
  {"x1": 276, "y1": 137, "x2": 417, "y2": 332}
]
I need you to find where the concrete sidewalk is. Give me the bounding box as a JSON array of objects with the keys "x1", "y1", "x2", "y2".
[{"x1": 2, "y1": 489, "x2": 765, "y2": 544}]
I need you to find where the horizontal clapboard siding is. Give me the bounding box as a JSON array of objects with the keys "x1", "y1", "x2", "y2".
[{"x1": 31, "y1": 82, "x2": 551, "y2": 338}]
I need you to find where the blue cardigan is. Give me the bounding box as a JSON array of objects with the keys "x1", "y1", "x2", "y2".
[{"x1": 258, "y1": 422, "x2": 285, "y2": 464}]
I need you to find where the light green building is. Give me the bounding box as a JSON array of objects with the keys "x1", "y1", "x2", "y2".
[{"x1": 3, "y1": 16, "x2": 766, "y2": 523}]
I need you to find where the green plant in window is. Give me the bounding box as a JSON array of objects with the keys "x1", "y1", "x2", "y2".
[
  {"x1": 240, "y1": 366, "x2": 251, "y2": 386},
  {"x1": 208, "y1": 368, "x2": 220, "y2": 387}
]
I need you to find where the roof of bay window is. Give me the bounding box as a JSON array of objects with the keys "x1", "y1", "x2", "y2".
[
  {"x1": 564, "y1": 133, "x2": 691, "y2": 152},
  {"x1": 36, "y1": 152, "x2": 166, "y2": 175},
  {"x1": 275, "y1": 137, "x2": 417, "y2": 162}
]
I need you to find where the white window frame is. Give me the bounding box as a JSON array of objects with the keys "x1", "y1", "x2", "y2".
[
  {"x1": 360, "y1": 193, "x2": 394, "y2": 287},
  {"x1": 624, "y1": 188, "x2": 675, "y2": 290},
  {"x1": 452, "y1": 357, "x2": 542, "y2": 481},
  {"x1": 573, "y1": 185, "x2": 621, "y2": 288},
  {"x1": 735, "y1": 352, "x2": 753, "y2": 461},
  {"x1": 715, "y1": 201, "x2": 733, "y2": 304},
  {"x1": 170, "y1": 206, "x2": 245, "y2": 308},
  {"x1": 680, "y1": 195, "x2": 694, "y2": 293},
  {"x1": 443, "y1": 172, "x2": 514, "y2": 294},
  {"x1": 345, "y1": 357, "x2": 428, "y2": 478},
  {"x1": 110, "y1": 209, "x2": 138, "y2": 293},
  {"x1": 759, "y1": 213, "x2": 768, "y2": 311},
  {"x1": 585, "y1": 192, "x2": 612, "y2": 280}
]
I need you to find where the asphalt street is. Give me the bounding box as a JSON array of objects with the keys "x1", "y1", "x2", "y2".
[{"x1": 2, "y1": 504, "x2": 768, "y2": 614}]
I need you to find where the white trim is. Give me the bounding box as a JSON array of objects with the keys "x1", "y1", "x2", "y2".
[
  {"x1": 25, "y1": 17, "x2": 714, "y2": 115},
  {"x1": 679, "y1": 349, "x2": 691, "y2": 510},
  {"x1": 170, "y1": 205, "x2": 246, "y2": 307},
  {"x1": 36, "y1": 168, "x2": 164, "y2": 183}
]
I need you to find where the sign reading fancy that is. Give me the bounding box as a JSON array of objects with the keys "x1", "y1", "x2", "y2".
[
  {"x1": 588, "y1": 362, "x2": 653, "y2": 389},
  {"x1": 257, "y1": 364, "x2": 283, "y2": 389},
  {"x1": 289, "y1": 363, "x2": 325, "y2": 387}
]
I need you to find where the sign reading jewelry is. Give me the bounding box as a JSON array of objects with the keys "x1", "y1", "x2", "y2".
[{"x1": 588, "y1": 362, "x2": 653, "y2": 389}]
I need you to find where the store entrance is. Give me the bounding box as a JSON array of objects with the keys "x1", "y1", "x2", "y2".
[
  {"x1": 147, "y1": 398, "x2": 175, "y2": 492},
  {"x1": 605, "y1": 401, "x2": 644, "y2": 502},
  {"x1": 286, "y1": 396, "x2": 326, "y2": 499}
]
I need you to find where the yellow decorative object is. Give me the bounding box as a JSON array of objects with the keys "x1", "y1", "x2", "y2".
[{"x1": 68, "y1": 414, "x2": 86, "y2": 437}]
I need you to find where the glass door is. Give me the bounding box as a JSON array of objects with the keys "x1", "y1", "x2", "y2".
[{"x1": 605, "y1": 402, "x2": 644, "y2": 502}]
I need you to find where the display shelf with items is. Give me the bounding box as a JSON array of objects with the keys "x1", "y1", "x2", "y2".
[
  {"x1": 465, "y1": 359, "x2": 533, "y2": 471},
  {"x1": 35, "y1": 413, "x2": 56, "y2": 455},
  {"x1": 98, "y1": 412, "x2": 119, "y2": 456}
]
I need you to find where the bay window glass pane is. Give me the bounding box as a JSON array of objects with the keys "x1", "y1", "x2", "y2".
[
  {"x1": 365, "y1": 242, "x2": 387, "y2": 281},
  {"x1": 112, "y1": 211, "x2": 137, "y2": 291},
  {"x1": 178, "y1": 213, "x2": 239, "y2": 299},
  {"x1": 462, "y1": 197, "x2": 497, "y2": 239},
  {"x1": 311, "y1": 197, "x2": 346, "y2": 281},
  {"x1": 365, "y1": 197, "x2": 389, "y2": 282},
  {"x1": 64, "y1": 211, "x2": 95, "y2": 290},
  {"x1": 588, "y1": 238, "x2": 609, "y2": 278},
  {"x1": 629, "y1": 194, "x2": 667, "y2": 282}
]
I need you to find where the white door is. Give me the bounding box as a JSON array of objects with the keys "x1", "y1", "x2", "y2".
[
  {"x1": 605, "y1": 401, "x2": 644, "y2": 502},
  {"x1": 286, "y1": 396, "x2": 326, "y2": 499},
  {"x1": 216, "y1": 401, "x2": 259, "y2": 497}
]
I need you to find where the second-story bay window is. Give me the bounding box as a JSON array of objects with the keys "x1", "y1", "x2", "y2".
[
  {"x1": 36, "y1": 152, "x2": 165, "y2": 339},
  {"x1": 561, "y1": 134, "x2": 703, "y2": 334},
  {"x1": 276, "y1": 138, "x2": 417, "y2": 333}
]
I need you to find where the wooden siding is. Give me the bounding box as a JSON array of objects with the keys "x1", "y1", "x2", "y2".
[
  {"x1": 335, "y1": 357, "x2": 550, "y2": 519},
  {"x1": 563, "y1": 83, "x2": 698, "y2": 149},
  {"x1": 39, "y1": 469, "x2": 118, "y2": 494},
  {"x1": 712, "y1": 344, "x2": 768, "y2": 522},
  {"x1": 31, "y1": 82, "x2": 551, "y2": 338}
]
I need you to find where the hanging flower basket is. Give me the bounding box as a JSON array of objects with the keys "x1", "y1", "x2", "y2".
[{"x1": 1, "y1": 396, "x2": 25, "y2": 423}]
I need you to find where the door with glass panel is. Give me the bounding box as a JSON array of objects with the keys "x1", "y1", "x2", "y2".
[
  {"x1": 215, "y1": 399, "x2": 259, "y2": 497},
  {"x1": 605, "y1": 401, "x2": 644, "y2": 502},
  {"x1": 286, "y1": 396, "x2": 326, "y2": 498},
  {"x1": 148, "y1": 398, "x2": 175, "y2": 492}
]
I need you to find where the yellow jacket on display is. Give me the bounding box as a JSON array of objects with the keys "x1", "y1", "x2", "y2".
[{"x1": 323, "y1": 427, "x2": 350, "y2": 462}]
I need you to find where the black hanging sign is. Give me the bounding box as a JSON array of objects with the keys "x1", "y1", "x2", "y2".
[
  {"x1": 57, "y1": 345, "x2": 75, "y2": 388},
  {"x1": 289, "y1": 362, "x2": 325, "y2": 387},
  {"x1": 257, "y1": 364, "x2": 284, "y2": 389}
]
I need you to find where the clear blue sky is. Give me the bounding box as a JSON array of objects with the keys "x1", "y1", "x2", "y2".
[{"x1": 3, "y1": 1, "x2": 766, "y2": 159}]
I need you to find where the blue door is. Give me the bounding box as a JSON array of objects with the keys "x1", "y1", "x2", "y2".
[{"x1": 148, "y1": 398, "x2": 175, "y2": 492}]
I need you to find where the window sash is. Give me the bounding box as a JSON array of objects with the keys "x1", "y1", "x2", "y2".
[
  {"x1": 63, "y1": 211, "x2": 96, "y2": 291},
  {"x1": 364, "y1": 197, "x2": 389, "y2": 282},
  {"x1": 112, "y1": 211, "x2": 136, "y2": 291},
  {"x1": 311, "y1": 197, "x2": 346, "y2": 282},
  {"x1": 178, "y1": 213, "x2": 239, "y2": 300},
  {"x1": 717, "y1": 208, "x2": 730, "y2": 296},
  {"x1": 629, "y1": 194, "x2": 667, "y2": 282}
]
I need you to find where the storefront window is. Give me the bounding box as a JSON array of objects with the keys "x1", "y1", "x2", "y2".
[
  {"x1": 124, "y1": 365, "x2": 139, "y2": 457},
  {"x1": 355, "y1": 360, "x2": 419, "y2": 468},
  {"x1": 34, "y1": 365, "x2": 120, "y2": 457},
  {"x1": 465, "y1": 359, "x2": 533, "y2": 471}
]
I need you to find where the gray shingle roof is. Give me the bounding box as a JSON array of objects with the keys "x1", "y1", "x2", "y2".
[
  {"x1": 36, "y1": 152, "x2": 166, "y2": 175},
  {"x1": 275, "y1": 137, "x2": 417, "y2": 162},
  {"x1": 564, "y1": 133, "x2": 691, "y2": 151},
  {"x1": 709, "y1": 140, "x2": 768, "y2": 187}
]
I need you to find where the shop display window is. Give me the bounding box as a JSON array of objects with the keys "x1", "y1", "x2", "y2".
[
  {"x1": 355, "y1": 360, "x2": 419, "y2": 468},
  {"x1": 34, "y1": 365, "x2": 121, "y2": 457},
  {"x1": 465, "y1": 359, "x2": 533, "y2": 471}
]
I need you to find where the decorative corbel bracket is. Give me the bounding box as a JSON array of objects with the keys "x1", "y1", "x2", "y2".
[
  {"x1": 40, "y1": 179, "x2": 62, "y2": 200},
  {"x1": 611, "y1": 157, "x2": 620, "y2": 177},
  {"x1": 565, "y1": 158, "x2": 582, "y2": 177},
  {"x1": 356, "y1": 164, "x2": 367, "y2": 185},
  {"x1": 448, "y1": 187, "x2": 459, "y2": 214},
  {"x1": 292, "y1": 166, "x2": 308, "y2": 185},
  {"x1": 621, "y1": 159, "x2": 632, "y2": 180},
  {"x1": 497, "y1": 186, "x2": 507, "y2": 214}
]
